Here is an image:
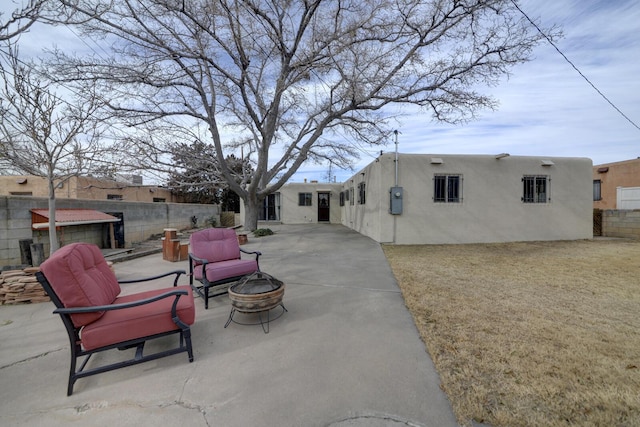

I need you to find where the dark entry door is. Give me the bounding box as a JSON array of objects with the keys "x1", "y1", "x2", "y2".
[{"x1": 318, "y1": 193, "x2": 330, "y2": 222}]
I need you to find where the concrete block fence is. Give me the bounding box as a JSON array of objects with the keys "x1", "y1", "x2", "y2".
[
  {"x1": 602, "y1": 209, "x2": 640, "y2": 239},
  {"x1": 0, "y1": 196, "x2": 219, "y2": 268}
]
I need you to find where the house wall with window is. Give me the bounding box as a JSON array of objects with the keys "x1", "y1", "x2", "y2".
[
  {"x1": 593, "y1": 158, "x2": 640, "y2": 210},
  {"x1": 340, "y1": 153, "x2": 592, "y2": 244},
  {"x1": 277, "y1": 183, "x2": 342, "y2": 224},
  {"x1": 0, "y1": 175, "x2": 179, "y2": 203}
]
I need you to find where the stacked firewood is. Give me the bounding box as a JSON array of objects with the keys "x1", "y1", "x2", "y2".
[{"x1": 0, "y1": 267, "x2": 50, "y2": 305}]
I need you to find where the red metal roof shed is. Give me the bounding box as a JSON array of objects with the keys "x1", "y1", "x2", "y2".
[{"x1": 31, "y1": 209, "x2": 120, "y2": 230}]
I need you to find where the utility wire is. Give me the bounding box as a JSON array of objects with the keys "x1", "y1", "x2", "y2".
[{"x1": 511, "y1": 0, "x2": 640, "y2": 132}]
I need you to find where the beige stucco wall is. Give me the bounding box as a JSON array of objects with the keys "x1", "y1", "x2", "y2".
[
  {"x1": 593, "y1": 158, "x2": 640, "y2": 210},
  {"x1": 279, "y1": 183, "x2": 343, "y2": 224},
  {"x1": 341, "y1": 153, "x2": 593, "y2": 244}
]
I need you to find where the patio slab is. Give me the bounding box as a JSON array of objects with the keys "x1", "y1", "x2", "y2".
[{"x1": 0, "y1": 224, "x2": 458, "y2": 427}]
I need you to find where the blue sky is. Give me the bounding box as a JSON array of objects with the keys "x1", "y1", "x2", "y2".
[{"x1": 3, "y1": 0, "x2": 639, "y2": 184}]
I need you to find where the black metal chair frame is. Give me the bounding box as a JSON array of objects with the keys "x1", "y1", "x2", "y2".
[
  {"x1": 36, "y1": 270, "x2": 194, "y2": 396},
  {"x1": 188, "y1": 249, "x2": 261, "y2": 309}
]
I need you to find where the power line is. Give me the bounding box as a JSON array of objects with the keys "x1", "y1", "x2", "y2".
[{"x1": 511, "y1": 0, "x2": 640, "y2": 132}]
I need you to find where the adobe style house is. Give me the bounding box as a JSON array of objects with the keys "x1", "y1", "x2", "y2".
[
  {"x1": 0, "y1": 175, "x2": 179, "y2": 203},
  {"x1": 593, "y1": 158, "x2": 640, "y2": 210},
  {"x1": 265, "y1": 153, "x2": 593, "y2": 244}
]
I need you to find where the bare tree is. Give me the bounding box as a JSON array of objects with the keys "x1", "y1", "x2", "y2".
[
  {"x1": 50, "y1": 0, "x2": 553, "y2": 230},
  {"x1": 0, "y1": 44, "x2": 105, "y2": 252},
  {"x1": 0, "y1": 0, "x2": 48, "y2": 41}
]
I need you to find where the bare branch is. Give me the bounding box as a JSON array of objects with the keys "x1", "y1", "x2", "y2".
[
  {"x1": 49, "y1": 0, "x2": 553, "y2": 229},
  {"x1": 0, "y1": 0, "x2": 48, "y2": 41},
  {"x1": 0, "y1": 43, "x2": 108, "y2": 250}
]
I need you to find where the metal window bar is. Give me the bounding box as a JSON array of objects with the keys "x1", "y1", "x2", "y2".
[
  {"x1": 522, "y1": 176, "x2": 548, "y2": 203},
  {"x1": 434, "y1": 175, "x2": 446, "y2": 202},
  {"x1": 536, "y1": 177, "x2": 546, "y2": 203},
  {"x1": 358, "y1": 182, "x2": 366, "y2": 204},
  {"x1": 448, "y1": 176, "x2": 460, "y2": 202},
  {"x1": 434, "y1": 175, "x2": 461, "y2": 203}
]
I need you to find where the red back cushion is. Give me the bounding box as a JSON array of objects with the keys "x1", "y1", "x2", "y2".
[
  {"x1": 190, "y1": 228, "x2": 240, "y2": 263},
  {"x1": 40, "y1": 243, "x2": 121, "y2": 327}
]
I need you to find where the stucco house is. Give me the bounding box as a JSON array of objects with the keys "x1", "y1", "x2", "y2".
[
  {"x1": 593, "y1": 158, "x2": 640, "y2": 210},
  {"x1": 261, "y1": 153, "x2": 593, "y2": 244},
  {"x1": 0, "y1": 175, "x2": 179, "y2": 203}
]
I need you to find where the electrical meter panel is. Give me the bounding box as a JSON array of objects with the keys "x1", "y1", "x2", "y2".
[{"x1": 389, "y1": 186, "x2": 403, "y2": 215}]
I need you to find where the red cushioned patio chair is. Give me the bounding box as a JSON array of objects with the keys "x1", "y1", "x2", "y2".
[
  {"x1": 36, "y1": 243, "x2": 195, "y2": 396},
  {"x1": 189, "y1": 228, "x2": 261, "y2": 309}
]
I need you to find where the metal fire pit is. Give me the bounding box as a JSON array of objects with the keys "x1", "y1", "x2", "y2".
[{"x1": 225, "y1": 272, "x2": 287, "y2": 333}]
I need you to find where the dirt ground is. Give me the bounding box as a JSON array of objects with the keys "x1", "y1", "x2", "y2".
[{"x1": 383, "y1": 238, "x2": 640, "y2": 427}]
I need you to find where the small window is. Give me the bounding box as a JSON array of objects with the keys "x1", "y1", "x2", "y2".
[
  {"x1": 349, "y1": 187, "x2": 354, "y2": 205},
  {"x1": 107, "y1": 194, "x2": 123, "y2": 200},
  {"x1": 433, "y1": 174, "x2": 462, "y2": 203},
  {"x1": 358, "y1": 182, "x2": 366, "y2": 205},
  {"x1": 153, "y1": 198, "x2": 166, "y2": 203},
  {"x1": 339, "y1": 191, "x2": 345, "y2": 206},
  {"x1": 593, "y1": 180, "x2": 602, "y2": 201},
  {"x1": 522, "y1": 176, "x2": 549, "y2": 203},
  {"x1": 298, "y1": 192, "x2": 312, "y2": 206}
]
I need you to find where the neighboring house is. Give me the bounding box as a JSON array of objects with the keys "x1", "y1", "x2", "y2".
[
  {"x1": 268, "y1": 153, "x2": 593, "y2": 244},
  {"x1": 593, "y1": 158, "x2": 640, "y2": 210},
  {"x1": 0, "y1": 175, "x2": 179, "y2": 203}
]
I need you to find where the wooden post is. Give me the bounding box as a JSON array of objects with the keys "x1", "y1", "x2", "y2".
[
  {"x1": 179, "y1": 243, "x2": 189, "y2": 261},
  {"x1": 162, "y1": 229, "x2": 180, "y2": 261}
]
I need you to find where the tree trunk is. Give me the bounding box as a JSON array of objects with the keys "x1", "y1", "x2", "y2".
[
  {"x1": 243, "y1": 197, "x2": 260, "y2": 231},
  {"x1": 48, "y1": 180, "x2": 59, "y2": 253}
]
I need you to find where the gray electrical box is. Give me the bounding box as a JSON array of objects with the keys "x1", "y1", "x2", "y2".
[{"x1": 389, "y1": 186, "x2": 403, "y2": 215}]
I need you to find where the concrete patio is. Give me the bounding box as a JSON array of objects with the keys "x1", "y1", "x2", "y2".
[{"x1": 0, "y1": 224, "x2": 458, "y2": 426}]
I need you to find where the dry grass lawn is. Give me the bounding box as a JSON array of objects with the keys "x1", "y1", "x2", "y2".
[{"x1": 383, "y1": 238, "x2": 640, "y2": 427}]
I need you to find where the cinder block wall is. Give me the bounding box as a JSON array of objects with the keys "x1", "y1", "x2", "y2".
[
  {"x1": 0, "y1": 196, "x2": 219, "y2": 267},
  {"x1": 603, "y1": 209, "x2": 640, "y2": 239}
]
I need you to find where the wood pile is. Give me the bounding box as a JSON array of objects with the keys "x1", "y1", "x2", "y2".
[{"x1": 0, "y1": 267, "x2": 50, "y2": 305}]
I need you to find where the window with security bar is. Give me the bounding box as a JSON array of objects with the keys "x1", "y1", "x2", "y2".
[
  {"x1": 433, "y1": 174, "x2": 462, "y2": 203},
  {"x1": 358, "y1": 182, "x2": 366, "y2": 204},
  {"x1": 522, "y1": 175, "x2": 549, "y2": 203}
]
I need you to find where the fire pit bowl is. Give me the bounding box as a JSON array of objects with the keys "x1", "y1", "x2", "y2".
[{"x1": 225, "y1": 272, "x2": 287, "y2": 333}]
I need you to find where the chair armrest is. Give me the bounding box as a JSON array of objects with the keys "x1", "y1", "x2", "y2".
[
  {"x1": 118, "y1": 270, "x2": 186, "y2": 287},
  {"x1": 240, "y1": 249, "x2": 262, "y2": 257},
  {"x1": 240, "y1": 248, "x2": 261, "y2": 270},
  {"x1": 188, "y1": 253, "x2": 209, "y2": 266},
  {"x1": 53, "y1": 289, "x2": 189, "y2": 314}
]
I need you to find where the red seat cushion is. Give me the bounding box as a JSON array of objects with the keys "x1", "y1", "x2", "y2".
[
  {"x1": 40, "y1": 243, "x2": 121, "y2": 327},
  {"x1": 193, "y1": 259, "x2": 258, "y2": 283},
  {"x1": 80, "y1": 285, "x2": 195, "y2": 351}
]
